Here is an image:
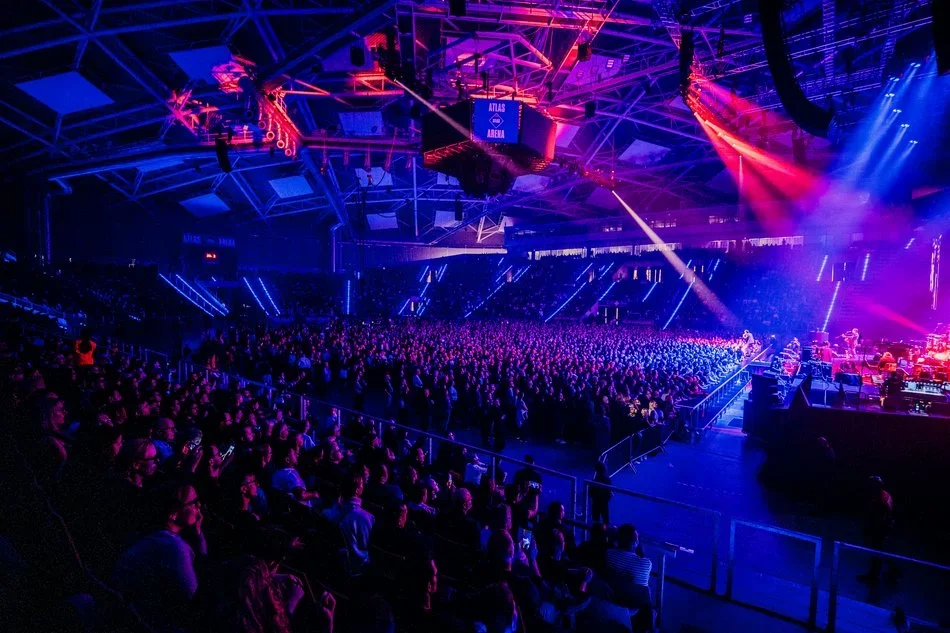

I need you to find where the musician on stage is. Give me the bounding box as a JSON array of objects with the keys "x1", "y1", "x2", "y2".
[
  {"x1": 818, "y1": 341, "x2": 835, "y2": 363},
  {"x1": 741, "y1": 329, "x2": 755, "y2": 357},
  {"x1": 842, "y1": 328, "x2": 860, "y2": 359}
]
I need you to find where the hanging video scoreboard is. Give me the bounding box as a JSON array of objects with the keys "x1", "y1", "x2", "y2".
[{"x1": 471, "y1": 99, "x2": 522, "y2": 144}]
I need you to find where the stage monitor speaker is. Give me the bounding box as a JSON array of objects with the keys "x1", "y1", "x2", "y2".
[
  {"x1": 750, "y1": 374, "x2": 779, "y2": 401},
  {"x1": 834, "y1": 372, "x2": 861, "y2": 386},
  {"x1": 350, "y1": 45, "x2": 365, "y2": 67},
  {"x1": 449, "y1": 0, "x2": 466, "y2": 17},
  {"x1": 214, "y1": 138, "x2": 231, "y2": 173},
  {"x1": 801, "y1": 347, "x2": 813, "y2": 363},
  {"x1": 935, "y1": 0, "x2": 949, "y2": 75}
]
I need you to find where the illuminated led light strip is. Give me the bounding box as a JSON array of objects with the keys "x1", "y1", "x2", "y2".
[
  {"x1": 345, "y1": 280, "x2": 352, "y2": 315},
  {"x1": 495, "y1": 265, "x2": 513, "y2": 284},
  {"x1": 160, "y1": 274, "x2": 213, "y2": 316},
  {"x1": 816, "y1": 255, "x2": 829, "y2": 282},
  {"x1": 398, "y1": 298, "x2": 411, "y2": 315},
  {"x1": 663, "y1": 281, "x2": 695, "y2": 330},
  {"x1": 860, "y1": 253, "x2": 871, "y2": 281},
  {"x1": 821, "y1": 281, "x2": 842, "y2": 332},
  {"x1": 678, "y1": 259, "x2": 693, "y2": 279},
  {"x1": 437, "y1": 264, "x2": 448, "y2": 281},
  {"x1": 513, "y1": 265, "x2": 530, "y2": 282},
  {"x1": 598, "y1": 281, "x2": 617, "y2": 302},
  {"x1": 195, "y1": 279, "x2": 229, "y2": 314},
  {"x1": 258, "y1": 278, "x2": 280, "y2": 316},
  {"x1": 599, "y1": 262, "x2": 615, "y2": 279},
  {"x1": 175, "y1": 274, "x2": 225, "y2": 315},
  {"x1": 642, "y1": 282, "x2": 659, "y2": 302},
  {"x1": 420, "y1": 282, "x2": 431, "y2": 297},
  {"x1": 243, "y1": 276, "x2": 270, "y2": 317},
  {"x1": 575, "y1": 262, "x2": 594, "y2": 282},
  {"x1": 546, "y1": 282, "x2": 588, "y2": 323},
  {"x1": 418, "y1": 266, "x2": 430, "y2": 283},
  {"x1": 905, "y1": 238, "x2": 915, "y2": 250},
  {"x1": 465, "y1": 282, "x2": 506, "y2": 318}
]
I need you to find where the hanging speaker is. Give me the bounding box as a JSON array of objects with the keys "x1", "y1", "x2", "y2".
[
  {"x1": 350, "y1": 45, "x2": 365, "y2": 67},
  {"x1": 449, "y1": 0, "x2": 466, "y2": 17},
  {"x1": 215, "y1": 138, "x2": 232, "y2": 173},
  {"x1": 935, "y1": 0, "x2": 949, "y2": 75},
  {"x1": 577, "y1": 42, "x2": 592, "y2": 62}
]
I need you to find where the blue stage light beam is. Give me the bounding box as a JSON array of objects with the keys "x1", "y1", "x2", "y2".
[
  {"x1": 866, "y1": 125, "x2": 910, "y2": 185},
  {"x1": 599, "y1": 281, "x2": 617, "y2": 302}
]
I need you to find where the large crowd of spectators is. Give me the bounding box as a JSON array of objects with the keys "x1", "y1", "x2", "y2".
[
  {"x1": 2, "y1": 321, "x2": 676, "y2": 633},
  {"x1": 193, "y1": 319, "x2": 741, "y2": 451}
]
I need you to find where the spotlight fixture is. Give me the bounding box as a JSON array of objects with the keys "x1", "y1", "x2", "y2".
[
  {"x1": 885, "y1": 93, "x2": 895, "y2": 98},
  {"x1": 909, "y1": 139, "x2": 919, "y2": 144},
  {"x1": 900, "y1": 123, "x2": 910, "y2": 128},
  {"x1": 912, "y1": 62, "x2": 921, "y2": 68},
  {"x1": 892, "y1": 108, "x2": 902, "y2": 113}
]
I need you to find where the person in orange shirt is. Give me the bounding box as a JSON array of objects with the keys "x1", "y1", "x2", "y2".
[{"x1": 74, "y1": 328, "x2": 97, "y2": 366}]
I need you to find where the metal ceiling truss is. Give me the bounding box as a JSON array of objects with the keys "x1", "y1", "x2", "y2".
[{"x1": 0, "y1": 0, "x2": 937, "y2": 244}]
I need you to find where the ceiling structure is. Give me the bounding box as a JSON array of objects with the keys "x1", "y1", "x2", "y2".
[{"x1": 0, "y1": 0, "x2": 938, "y2": 246}]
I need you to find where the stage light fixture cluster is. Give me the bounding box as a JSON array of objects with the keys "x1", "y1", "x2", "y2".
[{"x1": 900, "y1": 123, "x2": 910, "y2": 128}]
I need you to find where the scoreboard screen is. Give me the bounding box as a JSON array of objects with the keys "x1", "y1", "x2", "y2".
[{"x1": 471, "y1": 99, "x2": 521, "y2": 144}]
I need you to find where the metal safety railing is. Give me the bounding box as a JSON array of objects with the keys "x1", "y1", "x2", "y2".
[
  {"x1": 583, "y1": 479, "x2": 721, "y2": 594},
  {"x1": 597, "y1": 422, "x2": 676, "y2": 478},
  {"x1": 828, "y1": 541, "x2": 950, "y2": 633},
  {"x1": 563, "y1": 516, "x2": 694, "y2": 629},
  {"x1": 675, "y1": 347, "x2": 769, "y2": 436},
  {"x1": 727, "y1": 519, "x2": 823, "y2": 629}
]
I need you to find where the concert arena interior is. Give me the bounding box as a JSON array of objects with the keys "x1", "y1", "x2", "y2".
[{"x1": 2, "y1": 1, "x2": 949, "y2": 632}]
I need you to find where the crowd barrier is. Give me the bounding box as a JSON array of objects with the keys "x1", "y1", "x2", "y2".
[
  {"x1": 582, "y1": 479, "x2": 721, "y2": 594},
  {"x1": 597, "y1": 423, "x2": 675, "y2": 478},
  {"x1": 828, "y1": 541, "x2": 950, "y2": 633},
  {"x1": 727, "y1": 520, "x2": 823, "y2": 628}
]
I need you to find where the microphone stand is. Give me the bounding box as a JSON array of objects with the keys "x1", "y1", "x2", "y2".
[{"x1": 856, "y1": 339, "x2": 868, "y2": 410}]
